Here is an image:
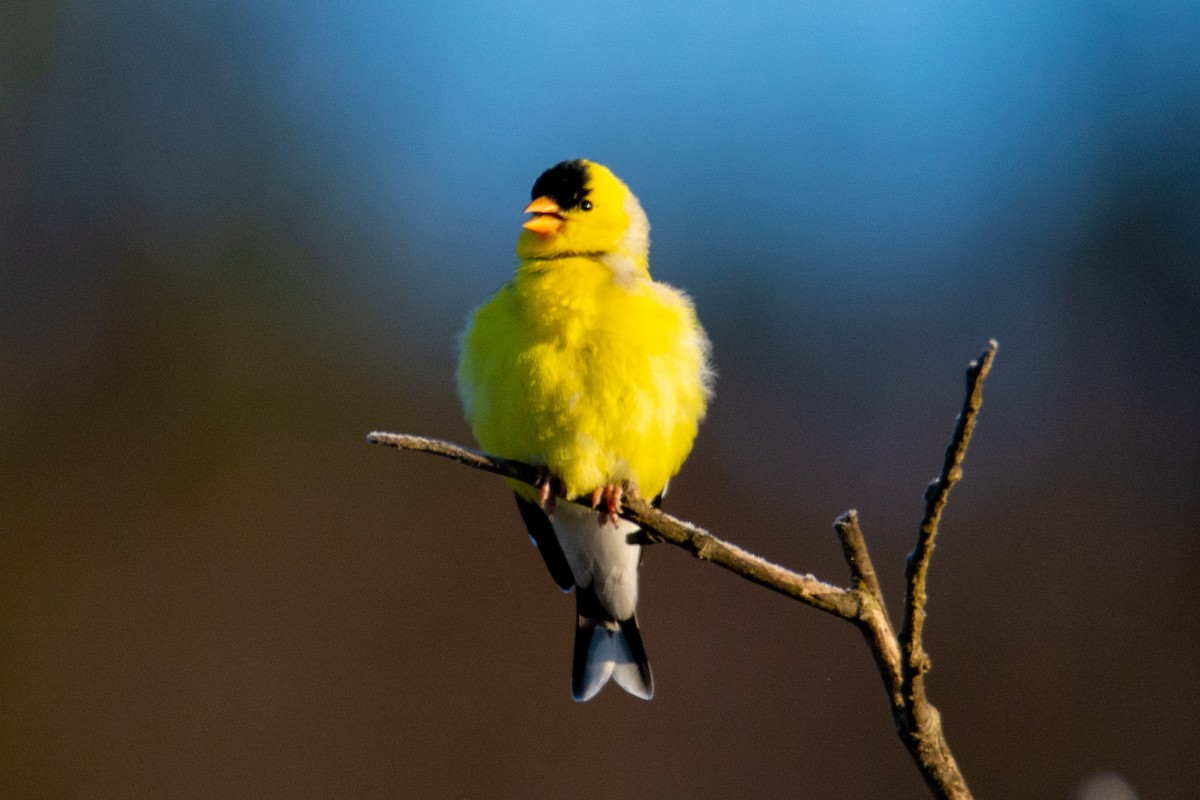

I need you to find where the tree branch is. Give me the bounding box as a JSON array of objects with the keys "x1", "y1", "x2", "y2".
[
  {"x1": 367, "y1": 341, "x2": 997, "y2": 800},
  {"x1": 366, "y1": 431, "x2": 858, "y2": 619},
  {"x1": 885, "y1": 339, "x2": 996, "y2": 800},
  {"x1": 901, "y1": 340, "x2": 998, "y2": 668}
]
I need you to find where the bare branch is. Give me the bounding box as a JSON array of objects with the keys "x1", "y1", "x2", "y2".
[
  {"x1": 835, "y1": 511, "x2": 904, "y2": 707},
  {"x1": 366, "y1": 432, "x2": 542, "y2": 486},
  {"x1": 368, "y1": 341, "x2": 997, "y2": 800},
  {"x1": 835, "y1": 509, "x2": 887, "y2": 602},
  {"x1": 901, "y1": 341, "x2": 998, "y2": 683},
  {"x1": 621, "y1": 496, "x2": 857, "y2": 617},
  {"x1": 894, "y1": 340, "x2": 997, "y2": 800},
  {"x1": 367, "y1": 431, "x2": 857, "y2": 619}
]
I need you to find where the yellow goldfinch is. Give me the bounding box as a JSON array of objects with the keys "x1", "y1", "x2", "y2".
[{"x1": 456, "y1": 160, "x2": 713, "y2": 701}]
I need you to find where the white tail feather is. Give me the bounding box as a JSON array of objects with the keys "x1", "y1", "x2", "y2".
[{"x1": 573, "y1": 625, "x2": 653, "y2": 702}]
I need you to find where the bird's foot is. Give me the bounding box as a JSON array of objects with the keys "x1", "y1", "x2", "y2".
[
  {"x1": 590, "y1": 483, "x2": 639, "y2": 526},
  {"x1": 535, "y1": 468, "x2": 561, "y2": 517}
]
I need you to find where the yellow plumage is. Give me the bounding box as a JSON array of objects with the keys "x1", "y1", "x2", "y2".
[
  {"x1": 459, "y1": 255, "x2": 709, "y2": 501},
  {"x1": 456, "y1": 159, "x2": 712, "y2": 701}
]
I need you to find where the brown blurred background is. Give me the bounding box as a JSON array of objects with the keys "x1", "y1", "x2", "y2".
[{"x1": 3, "y1": 2, "x2": 1198, "y2": 798}]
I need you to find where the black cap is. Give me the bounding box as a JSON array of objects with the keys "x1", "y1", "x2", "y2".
[{"x1": 530, "y1": 160, "x2": 590, "y2": 210}]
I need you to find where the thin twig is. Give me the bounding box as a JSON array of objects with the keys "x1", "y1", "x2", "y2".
[
  {"x1": 835, "y1": 511, "x2": 904, "y2": 707},
  {"x1": 901, "y1": 341, "x2": 998, "y2": 685},
  {"x1": 367, "y1": 431, "x2": 858, "y2": 619},
  {"x1": 835, "y1": 509, "x2": 886, "y2": 602},
  {"x1": 366, "y1": 432, "x2": 542, "y2": 486},
  {"x1": 892, "y1": 340, "x2": 997, "y2": 800}
]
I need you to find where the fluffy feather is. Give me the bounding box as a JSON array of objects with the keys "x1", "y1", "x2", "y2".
[{"x1": 457, "y1": 159, "x2": 713, "y2": 700}]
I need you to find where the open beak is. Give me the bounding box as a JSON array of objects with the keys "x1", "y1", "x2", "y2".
[{"x1": 523, "y1": 196, "x2": 564, "y2": 235}]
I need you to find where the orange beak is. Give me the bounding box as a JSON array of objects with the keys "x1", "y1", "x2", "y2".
[{"x1": 523, "y1": 196, "x2": 564, "y2": 235}]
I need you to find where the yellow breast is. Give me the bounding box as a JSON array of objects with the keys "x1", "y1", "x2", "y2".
[{"x1": 457, "y1": 256, "x2": 711, "y2": 501}]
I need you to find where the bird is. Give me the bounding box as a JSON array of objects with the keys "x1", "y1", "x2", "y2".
[{"x1": 456, "y1": 159, "x2": 713, "y2": 701}]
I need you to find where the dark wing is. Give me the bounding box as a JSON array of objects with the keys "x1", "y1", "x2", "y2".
[{"x1": 513, "y1": 493, "x2": 575, "y2": 591}]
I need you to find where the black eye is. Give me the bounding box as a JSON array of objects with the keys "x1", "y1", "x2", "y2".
[{"x1": 580, "y1": 199, "x2": 593, "y2": 211}]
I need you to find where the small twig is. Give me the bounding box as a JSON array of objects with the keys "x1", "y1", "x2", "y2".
[
  {"x1": 901, "y1": 341, "x2": 998, "y2": 688},
  {"x1": 835, "y1": 511, "x2": 904, "y2": 707},
  {"x1": 894, "y1": 340, "x2": 997, "y2": 800},
  {"x1": 366, "y1": 432, "x2": 542, "y2": 486},
  {"x1": 836, "y1": 509, "x2": 887, "y2": 602}
]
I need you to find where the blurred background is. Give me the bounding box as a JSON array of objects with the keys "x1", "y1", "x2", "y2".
[{"x1": 3, "y1": 1, "x2": 1198, "y2": 798}]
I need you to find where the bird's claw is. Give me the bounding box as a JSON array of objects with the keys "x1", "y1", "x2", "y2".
[
  {"x1": 535, "y1": 468, "x2": 560, "y2": 517},
  {"x1": 591, "y1": 483, "x2": 639, "y2": 526}
]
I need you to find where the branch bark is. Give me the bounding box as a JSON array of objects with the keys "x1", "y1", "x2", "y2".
[
  {"x1": 366, "y1": 432, "x2": 858, "y2": 618},
  {"x1": 892, "y1": 339, "x2": 997, "y2": 800},
  {"x1": 367, "y1": 340, "x2": 997, "y2": 800}
]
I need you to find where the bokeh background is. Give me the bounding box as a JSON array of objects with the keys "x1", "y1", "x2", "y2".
[{"x1": 4, "y1": 2, "x2": 1198, "y2": 798}]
